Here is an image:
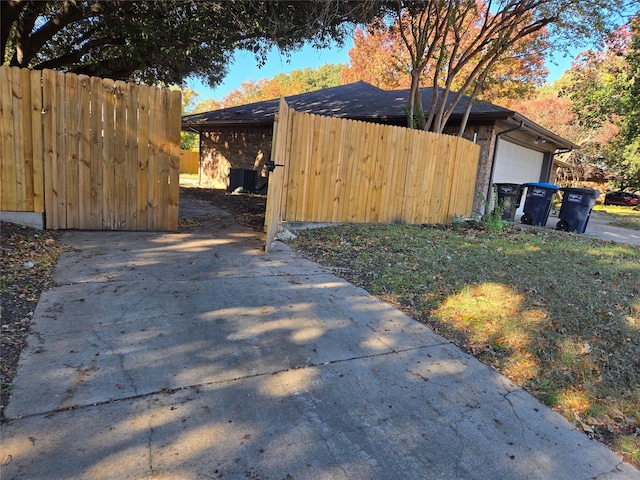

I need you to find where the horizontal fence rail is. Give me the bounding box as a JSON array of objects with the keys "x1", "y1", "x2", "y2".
[{"x1": 0, "y1": 66, "x2": 181, "y2": 231}]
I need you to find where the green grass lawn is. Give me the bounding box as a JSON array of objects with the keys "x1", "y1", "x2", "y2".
[
  {"x1": 594, "y1": 204, "x2": 640, "y2": 231},
  {"x1": 288, "y1": 222, "x2": 640, "y2": 466}
]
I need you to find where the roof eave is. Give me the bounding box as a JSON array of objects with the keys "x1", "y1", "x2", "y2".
[{"x1": 508, "y1": 113, "x2": 579, "y2": 150}]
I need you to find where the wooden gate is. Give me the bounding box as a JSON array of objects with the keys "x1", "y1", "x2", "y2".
[
  {"x1": 264, "y1": 98, "x2": 292, "y2": 253},
  {"x1": 0, "y1": 66, "x2": 181, "y2": 231}
]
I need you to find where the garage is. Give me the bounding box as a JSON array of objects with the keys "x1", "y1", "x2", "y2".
[{"x1": 492, "y1": 139, "x2": 548, "y2": 219}]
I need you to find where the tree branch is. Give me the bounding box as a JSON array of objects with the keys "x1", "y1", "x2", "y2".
[
  {"x1": 1, "y1": 0, "x2": 27, "y2": 65},
  {"x1": 34, "y1": 35, "x2": 118, "y2": 71}
]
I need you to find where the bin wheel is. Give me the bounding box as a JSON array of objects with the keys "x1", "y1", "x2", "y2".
[
  {"x1": 521, "y1": 213, "x2": 532, "y2": 225},
  {"x1": 556, "y1": 219, "x2": 569, "y2": 231}
]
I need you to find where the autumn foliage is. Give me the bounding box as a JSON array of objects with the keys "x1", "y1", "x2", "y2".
[{"x1": 342, "y1": 20, "x2": 549, "y2": 106}]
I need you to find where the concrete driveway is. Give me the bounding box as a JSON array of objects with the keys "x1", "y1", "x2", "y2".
[
  {"x1": 545, "y1": 210, "x2": 640, "y2": 245},
  {"x1": 1, "y1": 192, "x2": 639, "y2": 479}
]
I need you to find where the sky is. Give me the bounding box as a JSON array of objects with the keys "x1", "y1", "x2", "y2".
[{"x1": 185, "y1": 39, "x2": 581, "y2": 103}]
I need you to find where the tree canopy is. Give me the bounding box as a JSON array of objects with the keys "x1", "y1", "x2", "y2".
[
  {"x1": 377, "y1": 0, "x2": 634, "y2": 134},
  {"x1": 341, "y1": 24, "x2": 549, "y2": 105},
  {"x1": 188, "y1": 63, "x2": 346, "y2": 112},
  {"x1": 2, "y1": 0, "x2": 380, "y2": 86},
  {"x1": 513, "y1": 13, "x2": 640, "y2": 190},
  {"x1": 219, "y1": 63, "x2": 346, "y2": 108}
]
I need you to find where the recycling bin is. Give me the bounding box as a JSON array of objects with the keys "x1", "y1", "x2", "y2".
[
  {"x1": 555, "y1": 187, "x2": 599, "y2": 233},
  {"x1": 494, "y1": 183, "x2": 523, "y2": 221},
  {"x1": 520, "y1": 182, "x2": 559, "y2": 226}
]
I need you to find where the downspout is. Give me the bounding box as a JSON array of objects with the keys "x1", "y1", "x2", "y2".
[{"x1": 485, "y1": 121, "x2": 524, "y2": 206}]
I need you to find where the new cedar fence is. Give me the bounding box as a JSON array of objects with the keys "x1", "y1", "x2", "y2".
[
  {"x1": 179, "y1": 150, "x2": 199, "y2": 174},
  {"x1": 0, "y1": 66, "x2": 181, "y2": 231},
  {"x1": 265, "y1": 100, "x2": 481, "y2": 249}
]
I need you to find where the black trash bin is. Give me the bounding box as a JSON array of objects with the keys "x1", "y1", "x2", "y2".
[
  {"x1": 227, "y1": 168, "x2": 257, "y2": 193},
  {"x1": 555, "y1": 187, "x2": 599, "y2": 233},
  {"x1": 521, "y1": 182, "x2": 559, "y2": 226},
  {"x1": 494, "y1": 183, "x2": 523, "y2": 221}
]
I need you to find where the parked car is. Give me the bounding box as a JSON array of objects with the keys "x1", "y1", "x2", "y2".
[{"x1": 604, "y1": 191, "x2": 640, "y2": 206}]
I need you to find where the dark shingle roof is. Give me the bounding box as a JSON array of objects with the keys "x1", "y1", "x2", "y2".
[
  {"x1": 181, "y1": 81, "x2": 577, "y2": 149},
  {"x1": 182, "y1": 81, "x2": 513, "y2": 128}
]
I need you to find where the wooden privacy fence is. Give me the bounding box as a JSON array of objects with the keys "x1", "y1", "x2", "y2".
[
  {"x1": 265, "y1": 100, "x2": 481, "y2": 248},
  {"x1": 179, "y1": 150, "x2": 199, "y2": 174},
  {"x1": 0, "y1": 66, "x2": 181, "y2": 230}
]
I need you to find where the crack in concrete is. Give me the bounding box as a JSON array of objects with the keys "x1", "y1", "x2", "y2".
[
  {"x1": 3, "y1": 345, "x2": 442, "y2": 422},
  {"x1": 146, "y1": 402, "x2": 155, "y2": 477},
  {"x1": 92, "y1": 329, "x2": 139, "y2": 397}
]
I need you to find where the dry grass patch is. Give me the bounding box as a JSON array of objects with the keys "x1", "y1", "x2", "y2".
[{"x1": 288, "y1": 222, "x2": 640, "y2": 466}]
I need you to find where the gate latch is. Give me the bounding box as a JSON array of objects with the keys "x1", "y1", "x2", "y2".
[{"x1": 265, "y1": 160, "x2": 284, "y2": 172}]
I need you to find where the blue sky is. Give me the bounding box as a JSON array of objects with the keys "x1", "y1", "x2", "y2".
[{"x1": 186, "y1": 39, "x2": 580, "y2": 102}]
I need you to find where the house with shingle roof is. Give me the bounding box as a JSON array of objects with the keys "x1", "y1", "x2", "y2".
[{"x1": 182, "y1": 81, "x2": 576, "y2": 216}]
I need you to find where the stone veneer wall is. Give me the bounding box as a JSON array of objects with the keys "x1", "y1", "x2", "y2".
[{"x1": 200, "y1": 126, "x2": 273, "y2": 189}]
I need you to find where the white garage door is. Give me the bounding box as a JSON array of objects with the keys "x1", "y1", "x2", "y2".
[
  {"x1": 493, "y1": 139, "x2": 544, "y2": 184},
  {"x1": 492, "y1": 139, "x2": 545, "y2": 218}
]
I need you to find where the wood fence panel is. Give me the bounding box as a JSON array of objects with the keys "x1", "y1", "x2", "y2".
[
  {"x1": 264, "y1": 98, "x2": 291, "y2": 252},
  {"x1": 1, "y1": 67, "x2": 17, "y2": 210},
  {"x1": 65, "y1": 72, "x2": 80, "y2": 229},
  {"x1": 13, "y1": 68, "x2": 28, "y2": 211},
  {"x1": 344, "y1": 120, "x2": 364, "y2": 222},
  {"x1": 382, "y1": 125, "x2": 404, "y2": 222},
  {"x1": 285, "y1": 112, "x2": 301, "y2": 220},
  {"x1": 113, "y1": 80, "x2": 128, "y2": 229},
  {"x1": 321, "y1": 115, "x2": 337, "y2": 221},
  {"x1": 167, "y1": 89, "x2": 182, "y2": 231},
  {"x1": 317, "y1": 115, "x2": 330, "y2": 220},
  {"x1": 156, "y1": 89, "x2": 169, "y2": 230},
  {"x1": 400, "y1": 128, "x2": 415, "y2": 217},
  {"x1": 102, "y1": 78, "x2": 116, "y2": 229},
  {"x1": 425, "y1": 134, "x2": 445, "y2": 222},
  {"x1": 270, "y1": 102, "x2": 480, "y2": 227},
  {"x1": 449, "y1": 139, "x2": 480, "y2": 218},
  {"x1": 126, "y1": 82, "x2": 139, "y2": 229},
  {"x1": 30, "y1": 69, "x2": 45, "y2": 213},
  {"x1": 1, "y1": 66, "x2": 180, "y2": 231},
  {"x1": 179, "y1": 150, "x2": 199, "y2": 174},
  {"x1": 89, "y1": 75, "x2": 104, "y2": 229},
  {"x1": 136, "y1": 84, "x2": 151, "y2": 231},
  {"x1": 42, "y1": 69, "x2": 57, "y2": 228},
  {"x1": 54, "y1": 70, "x2": 67, "y2": 229},
  {"x1": 148, "y1": 86, "x2": 163, "y2": 229},
  {"x1": 401, "y1": 129, "x2": 421, "y2": 223},
  {"x1": 330, "y1": 120, "x2": 347, "y2": 221},
  {"x1": 281, "y1": 100, "x2": 295, "y2": 224},
  {"x1": 314, "y1": 114, "x2": 331, "y2": 221},
  {"x1": 299, "y1": 113, "x2": 314, "y2": 220},
  {"x1": 357, "y1": 122, "x2": 373, "y2": 222},
  {"x1": 305, "y1": 114, "x2": 321, "y2": 220},
  {"x1": 78, "y1": 74, "x2": 92, "y2": 227},
  {"x1": 334, "y1": 119, "x2": 353, "y2": 222}
]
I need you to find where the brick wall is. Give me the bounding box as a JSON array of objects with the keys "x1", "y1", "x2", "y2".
[{"x1": 200, "y1": 126, "x2": 273, "y2": 189}]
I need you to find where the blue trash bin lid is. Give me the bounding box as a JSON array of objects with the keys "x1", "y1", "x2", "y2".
[{"x1": 523, "y1": 182, "x2": 560, "y2": 190}]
